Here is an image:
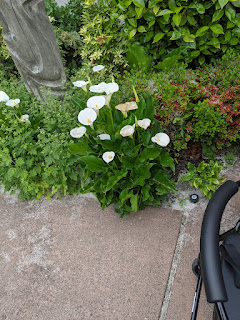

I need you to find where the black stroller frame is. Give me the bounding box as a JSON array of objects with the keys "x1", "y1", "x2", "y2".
[{"x1": 191, "y1": 180, "x2": 240, "y2": 320}]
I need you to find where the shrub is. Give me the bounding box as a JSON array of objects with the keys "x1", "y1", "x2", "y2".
[{"x1": 114, "y1": 0, "x2": 240, "y2": 67}]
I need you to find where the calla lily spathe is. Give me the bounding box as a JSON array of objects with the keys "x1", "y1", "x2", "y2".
[
  {"x1": 98, "y1": 134, "x2": 111, "y2": 140},
  {"x1": 73, "y1": 80, "x2": 89, "y2": 92},
  {"x1": 89, "y1": 82, "x2": 107, "y2": 93},
  {"x1": 20, "y1": 114, "x2": 30, "y2": 123},
  {"x1": 78, "y1": 108, "x2": 97, "y2": 127},
  {"x1": 151, "y1": 133, "x2": 170, "y2": 147},
  {"x1": 105, "y1": 82, "x2": 119, "y2": 103},
  {"x1": 138, "y1": 118, "x2": 151, "y2": 130},
  {"x1": 120, "y1": 125, "x2": 135, "y2": 137},
  {"x1": 102, "y1": 151, "x2": 115, "y2": 163},
  {"x1": 0, "y1": 91, "x2": 9, "y2": 102},
  {"x1": 6, "y1": 99, "x2": 20, "y2": 107},
  {"x1": 70, "y1": 126, "x2": 87, "y2": 138},
  {"x1": 87, "y1": 96, "x2": 105, "y2": 111},
  {"x1": 93, "y1": 65, "x2": 105, "y2": 72},
  {"x1": 115, "y1": 101, "x2": 138, "y2": 117}
]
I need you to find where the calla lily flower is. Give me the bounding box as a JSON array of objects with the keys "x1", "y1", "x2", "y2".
[
  {"x1": 0, "y1": 91, "x2": 9, "y2": 102},
  {"x1": 78, "y1": 108, "x2": 97, "y2": 128},
  {"x1": 120, "y1": 125, "x2": 135, "y2": 137},
  {"x1": 115, "y1": 101, "x2": 138, "y2": 117},
  {"x1": 102, "y1": 151, "x2": 115, "y2": 163},
  {"x1": 73, "y1": 80, "x2": 89, "y2": 93},
  {"x1": 87, "y1": 96, "x2": 105, "y2": 111},
  {"x1": 98, "y1": 134, "x2": 111, "y2": 140},
  {"x1": 20, "y1": 114, "x2": 30, "y2": 123},
  {"x1": 105, "y1": 82, "x2": 119, "y2": 103},
  {"x1": 6, "y1": 99, "x2": 20, "y2": 107},
  {"x1": 93, "y1": 65, "x2": 105, "y2": 72},
  {"x1": 70, "y1": 126, "x2": 87, "y2": 138},
  {"x1": 151, "y1": 133, "x2": 170, "y2": 147},
  {"x1": 89, "y1": 82, "x2": 107, "y2": 93},
  {"x1": 137, "y1": 118, "x2": 151, "y2": 130}
]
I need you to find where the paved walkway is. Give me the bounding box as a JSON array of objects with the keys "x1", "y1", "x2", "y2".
[{"x1": 0, "y1": 162, "x2": 239, "y2": 320}]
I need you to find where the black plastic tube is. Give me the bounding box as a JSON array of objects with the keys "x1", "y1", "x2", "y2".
[{"x1": 200, "y1": 180, "x2": 239, "y2": 303}]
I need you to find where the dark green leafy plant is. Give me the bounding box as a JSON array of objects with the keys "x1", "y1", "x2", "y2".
[
  {"x1": 180, "y1": 161, "x2": 226, "y2": 198},
  {"x1": 68, "y1": 80, "x2": 176, "y2": 217}
]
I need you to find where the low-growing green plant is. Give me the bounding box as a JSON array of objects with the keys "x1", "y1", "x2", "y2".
[
  {"x1": 180, "y1": 160, "x2": 226, "y2": 198},
  {"x1": 0, "y1": 80, "x2": 85, "y2": 200},
  {"x1": 68, "y1": 76, "x2": 176, "y2": 217}
]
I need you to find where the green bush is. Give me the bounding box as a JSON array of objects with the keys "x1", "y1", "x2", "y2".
[{"x1": 114, "y1": 0, "x2": 240, "y2": 67}]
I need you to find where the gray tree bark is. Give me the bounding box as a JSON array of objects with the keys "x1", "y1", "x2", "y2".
[{"x1": 0, "y1": 0, "x2": 66, "y2": 99}]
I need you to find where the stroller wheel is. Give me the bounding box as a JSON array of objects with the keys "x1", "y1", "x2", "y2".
[{"x1": 192, "y1": 258, "x2": 200, "y2": 277}]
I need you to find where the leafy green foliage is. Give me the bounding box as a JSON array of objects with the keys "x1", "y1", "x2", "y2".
[
  {"x1": 0, "y1": 79, "x2": 84, "y2": 200},
  {"x1": 180, "y1": 161, "x2": 226, "y2": 198},
  {"x1": 113, "y1": 0, "x2": 240, "y2": 66},
  {"x1": 68, "y1": 83, "x2": 176, "y2": 218}
]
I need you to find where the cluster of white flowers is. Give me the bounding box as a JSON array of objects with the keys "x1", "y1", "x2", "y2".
[
  {"x1": 70, "y1": 65, "x2": 170, "y2": 163},
  {"x1": 0, "y1": 91, "x2": 30, "y2": 123}
]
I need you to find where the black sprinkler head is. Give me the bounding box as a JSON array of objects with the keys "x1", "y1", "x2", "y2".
[{"x1": 190, "y1": 194, "x2": 199, "y2": 203}]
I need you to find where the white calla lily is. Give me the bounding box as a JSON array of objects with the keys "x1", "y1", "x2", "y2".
[
  {"x1": 0, "y1": 91, "x2": 9, "y2": 102},
  {"x1": 87, "y1": 96, "x2": 105, "y2": 111},
  {"x1": 98, "y1": 134, "x2": 111, "y2": 140},
  {"x1": 70, "y1": 126, "x2": 86, "y2": 138},
  {"x1": 20, "y1": 114, "x2": 30, "y2": 123},
  {"x1": 6, "y1": 99, "x2": 20, "y2": 107},
  {"x1": 105, "y1": 82, "x2": 119, "y2": 103},
  {"x1": 93, "y1": 65, "x2": 105, "y2": 72},
  {"x1": 102, "y1": 151, "x2": 115, "y2": 163},
  {"x1": 137, "y1": 118, "x2": 151, "y2": 130},
  {"x1": 120, "y1": 125, "x2": 135, "y2": 137},
  {"x1": 151, "y1": 133, "x2": 170, "y2": 147},
  {"x1": 89, "y1": 82, "x2": 107, "y2": 93},
  {"x1": 73, "y1": 80, "x2": 89, "y2": 92},
  {"x1": 78, "y1": 108, "x2": 97, "y2": 127}
]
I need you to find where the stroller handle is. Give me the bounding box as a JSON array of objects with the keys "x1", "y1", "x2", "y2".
[{"x1": 200, "y1": 180, "x2": 239, "y2": 303}]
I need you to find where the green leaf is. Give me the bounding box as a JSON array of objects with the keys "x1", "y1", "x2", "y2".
[
  {"x1": 128, "y1": 18, "x2": 137, "y2": 27},
  {"x1": 183, "y1": 34, "x2": 195, "y2": 42},
  {"x1": 130, "y1": 193, "x2": 138, "y2": 211},
  {"x1": 207, "y1": 37, "x2": 221, "y2": 48},
  {"x1": 168, "y1": 0, "x2": 176, "y2": 12},
  {"x1": 129, "y1": 28, "x2": 137, "y2": 39},
  {"x1": 135, "y1": 6, "x2": 143, "y2": 17},
  {"x1": 210, "y1": 24, "x2": 224, "y2": 34},
  {"x1": 68, "y1": 141, "x2": 92, "y2": 155},
  {"x1": 140, "y1": 147, "x2": 160, "y2": 163},
  {"x1": 153, "y1": 5, "x2": 160, "y2": 15},
  {"x1": 152, "y1": 32, "x2": 165, "y2": 43},
  {"x1": 126, "y1": 44, "x2": 152, "y2": 69},
  {"x1": 187, "y1": 15, "x2": 196, "y2": 25},
  {"x1": 218, "y1": 0, "x2": 229, "y2": 9},
  {"x1": 157, "y1": 9, "x2": 173, "y2": 16},
  {"x1": 79, "y1": 156, "x2": 106, "y2": 172},
  {"x1": 172, "y1": 13, "x2": 181, "y2": 26},
  {"x1": 196, "y1": 26, "x2": 209, "y2": 37},
  {"x1": 212, "y1": 9, "x2": 224, "y2": 22},
  {"x1": 196, "y1": 4, "x2": 205, "y2": 14},
  {"x1": 105, "y1": 169, "x2": 128, "y2": 192},
  {"x1": 159, "y1": 151, "x2": 175, "y2": 172},
  {"x1": 141, "y1": 184, "x2": 151, "y2": 201},
  {"x1": 119, "y1": 189, "x2": 133, "y2": 206},
  {"x1": 225, "y1": 30, "x2": 232, "y2": 41},
  {"x1": 143, "y1": 94, "x2": 155, "y2": 118},
  {"x1": 138, "y1": 26, "x2": 147, "y2": 32},
  {"x1": 155, "y1": 55, "x2": 180, "y2": 70},
  {"x1": 133, "y1": 0, "x2": 145, "y2": 7}
]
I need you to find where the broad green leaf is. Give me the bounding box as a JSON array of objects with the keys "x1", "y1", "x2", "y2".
[
  {"x1": 134, "y1": 163, "x2": 154, "y2": 186},
  {"x1": 105, "y1": 169, "x2": 128, "y2": 192},
  {"x1": 141, "y1": 184, "x2": 151, "y2": 201},
  {"x1": 119, "y1": 189, "x2": 133, "y2": 206},
  {"x1": 210, "y1": 24, "x2": 224, "y2": 34},
  {"x1": 157, "y1": 9, "x2": 173, "y2": 16},
  {"x1": 153, "y1": 5, "x2": 160, "y2": 15},
  {"x1": 120, "y1": 0, "x2": 132, "y2": 6},
  {"x1": 225, "y1": 30, "x2": 232, "y2": 40},
  {"x1": 143, "y1": 94, "x2": 155, "y2": 118},
  {"x1": 227, "y1": 20, "x2": 235, "y2": 28},
  {"x1": 191, "y1": 50, "x2": 200, "y2": 58},
  {"x1": 133, "y1": 0, "x2": 145, "y2": 7},
  {"x1": 155, "y1": 55, "x2": 180, "y2": 70},
  {"x1": 168, "y1": 0, "x2": 176, "y2": 12},
  {"x1": 183, "y1": 34, "x2": 195, "y2": 42},
  {"x1": 152, "y1": 32, "x2": 165, "y2": 43},
  {"x1": 159, "y1": 151, "x2": 175, "y2": 171},
  {"x1": 128, "y1": 18, "x2": 137, "y2": 27},
  {"x1": 140, "y1": 147, "x2": 160, "y2": 163},
  {"x1": 207, "y1": 37, "x2": 221, "y2": 48},
  {"x1": 129, "y1": 28, "x2": 137, "y2": 39},
  {"x1": 196, "y1": 26, "x2": 209, "y2": 37},
  {"x1": 79, "y1": 156, "x2": 106, "y2": 172},
  {"x1": 196, "y1": 4, "x2": 205, "y2": 13},
  {"x1": 138, "y1": 26, "x2": 147, "y2": 32},
  {"x1": 230, "y1": 37, "x2": 238, "y2": 44},
  {"x1": 218, "y1": 0, "x2": 229, "y2": 8},
  {"x1": 187, "y1": 15, "x2": 196, "y2": 25},
  {"x1": 68, "y1": 141, "x2": 92, "y2": 155},
  {"x1": 130, "y1": 193, "x2": 138, "y2": 211},
  {"x1": 126, "y1": 44, "x2": 152, "y2": 69},
  {"x1": 172, "y1": 13, "x2": 181, "y2": 26},
  {"x1": 142, "y1": 131, "x2": 151, "y2": 146},
  {"x1": 198, "y1": 55, "x2": 205, "y2": 64},
  {"x1": 212, "y1": 10, "x2": 224, "y2": 22},
  {"x1": 148, "y1": 20, "x2": 155, "y2": 28},
  {"x1": 135, "y1": 6, "x2": 144, "y2": 17}
]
